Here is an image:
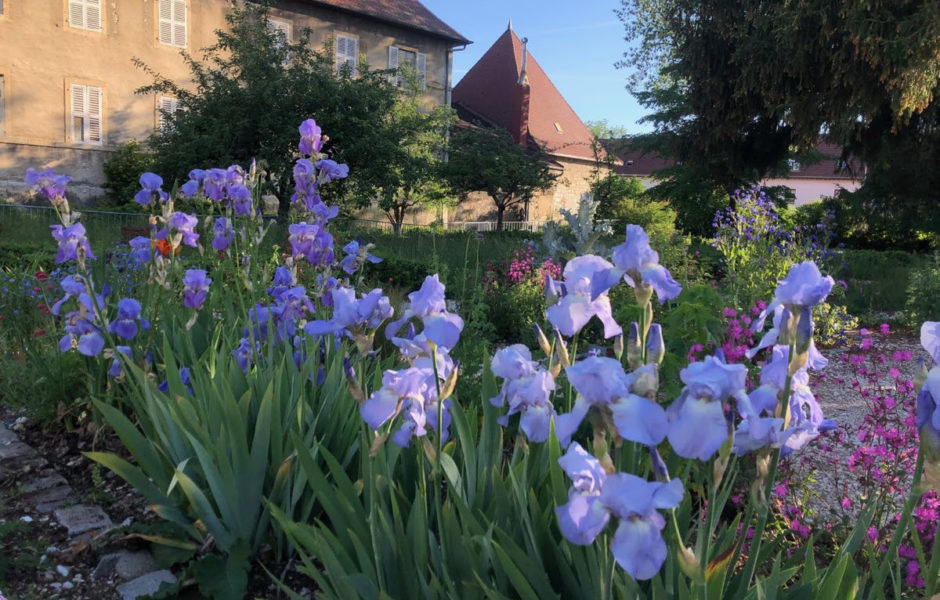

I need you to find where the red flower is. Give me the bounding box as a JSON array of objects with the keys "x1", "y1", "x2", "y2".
[
  {"x1": 34, "y1": 270, "x2": 48, "y2": 282},
  {"x1": 152, "y1": 238, "x2": 180, "y2": 257},
  {"x1": 30, "y1": 328, "x2": 47, "y2": 338}
]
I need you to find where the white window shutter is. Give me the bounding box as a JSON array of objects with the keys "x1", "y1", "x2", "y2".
[
  {"x1": 70, "y1": 84, "x2": 85, "y2": 142},
  {"x1": 416, "y1": 52, "x2": 427, "y2": 90},
  {"x1": 158, "y1": 0, "x2": 172, "y2": 44},
  {"x1": 349, "y1": 37, "x2": 359, "y2": 75},
  {"x1": 69, "y1": 0, "x2": 86, "y2": 29},
  {"x1": 172, "y1": 0, "x2": 186, "y2": 47},
  {"x1": 86, "y1": 0, "x2": 102, "y2": 31},
  {"x1": 387, "y1": 45, "x2": 399, "y2": 84},
  {"x1": 87, "y1": 86, "x2": 102, "y2": 143}
]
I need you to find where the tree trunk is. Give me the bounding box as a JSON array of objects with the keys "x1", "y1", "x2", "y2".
[{"x1": 496, "y1": 203, "x2": 505, "y2": 231}]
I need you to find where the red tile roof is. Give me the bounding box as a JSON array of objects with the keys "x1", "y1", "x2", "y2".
[
  {"x1": 452, "y1": 28, "x2": 597, "y2": 161},
  {"x1": 304, "y1": 0, "x2": 470, "y2": 45},
  {"x1": 612, "y1": 140, "x2": 862, "y2": 180}
]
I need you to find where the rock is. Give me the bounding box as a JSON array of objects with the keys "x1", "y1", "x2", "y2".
[
  {"x1": 54, "y1": 505, "x2": 112, "y2": 536},
  {"x1": 22, "y1": 474, "x2": 69, "y2": 495},
  {"x1": 19, "y1": 515, "x2": 33, "y2": 523},
  {"x1": 56, "y1": 564, "x2": 69, "y2": 577},
  {"x1": 115, "y1": 570, "x2": 177, "y2": 600},
  {"x1": 0, "y1": 423, "x2": 18, "y2": 444},
  {"x1": 114, "y1": 551, "x2": 159, "y2": 581},
  {"x1": 93, "y1": 552, "x2": 121, "y2": 579},
  {"x1": 32, "y1": 485, "x2": 75, "y2": 512},
  {"x1": 0, "y1": 441, "x2": 35, "y2": 461},
  {"x1": 62, "y1": 581, "x2": 74, "y2": 590}
]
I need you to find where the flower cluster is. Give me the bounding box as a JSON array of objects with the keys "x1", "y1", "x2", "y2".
[{"x1": 361, "y1": 275, "x2": 463, "y2": 448}]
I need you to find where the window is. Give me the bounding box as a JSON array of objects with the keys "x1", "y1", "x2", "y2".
[
  {"x1": 336, "y1": 35, "x2": 358, "y2": 75},
  {"x1": 70, "y1": 83, "x2": 102, "y2": 144},
  {"x1": 387, "y1": 46, "x2": 426, "y2": 89},
  {"x1": 158, "y1": 0, "x2": 186, "y2": 48},
  {"x1": 788, "y1": 158, "x2": 801, "y2": 172},
  {"x1": 68, "y1": 0, "x2": 102, "y2": 32},
  {"x1": 157, "y1": 96, "x2": 179, "y2": 130},
  {"x1": 268, "y1": 18, "x2": 291, "y2": 64}
]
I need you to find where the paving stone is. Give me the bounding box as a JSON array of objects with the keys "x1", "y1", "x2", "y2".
[
  {"x1": 0, "y1": 423, "x2": 18, "y2": 445},
  {"x1": 115, "y1": 570, "x2": 177, "y2": 600},
  {"x1": 53, "y1": 504, "x2": 112, "y2": 536},
  {"x1": 22, "y1": 474, "x2": 69, "y2": 495},
  {"x1": 115, "y1": 551, "x2": 159, "y2": 581},
  {"x1": 34, "y1": 486, "x2": 76, "y2": 513},
  {"x1": 0, "y1": 441, "x2": 36, "y2": 461},
  {"x1": 93, "y1": 552, "x2": 122, "y2": 579}
]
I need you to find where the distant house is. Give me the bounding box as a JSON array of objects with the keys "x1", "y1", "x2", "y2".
[
  {"x1": 613, "y1": 140, "x2": 863, "y2": 205},
  {"x1": 449, "y1": 24, "x2": 606, "y2": 223},
  {"x1": 0, "y1": 0, "x2": 469, "y2": 200}
]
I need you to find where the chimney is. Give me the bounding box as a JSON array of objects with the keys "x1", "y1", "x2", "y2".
[{"x1": 511, "y1": 36, "x2": 530, "y2": 146}]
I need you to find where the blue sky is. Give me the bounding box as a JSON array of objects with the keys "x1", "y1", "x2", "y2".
[{"x1": 420, "y1": 0, "x2": 651, "y2": 134}]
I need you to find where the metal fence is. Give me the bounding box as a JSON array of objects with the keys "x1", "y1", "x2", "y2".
[{"x1": 0, "y1": 204, "x2": 549, "y2": 242}]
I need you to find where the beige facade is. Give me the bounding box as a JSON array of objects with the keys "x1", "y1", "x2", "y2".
[{"x1": 0, "y1": 0, "x2": 462, "y2": 201}]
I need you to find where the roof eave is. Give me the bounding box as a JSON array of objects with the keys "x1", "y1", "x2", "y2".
[{"x1": 303, "y1": 0, "x2": 472, "y2": 46}]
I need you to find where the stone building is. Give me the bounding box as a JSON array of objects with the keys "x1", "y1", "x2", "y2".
[
  {"x1": 449, "y1": 25, "x2": 606, "y2": 225},
  {"x1": 0, "y1": 0, "x2": 469, "y2": 200}
]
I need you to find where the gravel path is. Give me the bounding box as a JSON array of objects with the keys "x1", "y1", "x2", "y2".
[{"x1": 793, "y1": 329, "x2": 928, "y2": 523}]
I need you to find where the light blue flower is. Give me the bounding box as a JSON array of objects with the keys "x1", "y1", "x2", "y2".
[
  {"x1": 50, "y1": 223, "x2": 95, "y2": 264},
  {"x1": 546, "y1": 255, "x2": 621, "y2": 338},
  {"x1": 916, "y1": 322, "x2": 940, "y2": 458},
  {"x1": 385, "y1": 275, "x2": 464, "y2": 355},
  {"x1": 555, "y1": 443, "x2": 610, "y2": 544},
  {"x1": 667, "y1": 355, "x2": 748, "y2": 460},
  {"x1": 490, "y1": 345, "x2": 557, "y2": 442},
  {"x1": 593, "y1": 224, "x2": 681, "y2": 303},
  {"x1": 134, "y1": 172, "x2": 168, "y2": 206}
]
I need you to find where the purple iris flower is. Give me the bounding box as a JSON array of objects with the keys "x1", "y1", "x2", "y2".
[
  {"x1": 288, "y1": 221, "x2": 334, "y2": 267},
  {"x1": 158, "y1": 367, "x2": 193, "y2": 395},
  {"x1": 133, "y1": 172, "x2": 169, "y2": 206},
  {"x1": 546, "y1": 255, "x2": 621, "y2": 338},
  {"x1": 108, "y1": 297, "x2": 150, "y2": 340},
  {"x1": 51, "y1": 275, "x2": 89, "y2": 316},
  {"x1": 229, "y1": 184, "x2": 253, "y2": 216},
  {"x1": 593, "y1": 224, "x2": 681, "y2": 304},
  {"x1": 181, "y1": 169, "x2": 207, "y2": 197},
  {"x1": 666, "y1": 355, "x2": 748, "y2": 461},
  {"x1": 107, "y1": 346, "x2": 132, "y2": 377},
  {"x1": 267, "y1": 266, "x2": 295, "y2": 302},
  {"x1": 316, "y1": 159, "x2": 349, "y2": 181},
  {"x1": 557, "y1": 356, "x2": 667, "y2": 447},
  {"x1": 26, "y1": 167, "x2": 71, "y2": 200},
  {"x1": 233, "y1": 337, "x2": 256, "y2": 373},
  {"x1": 490, "y1": 345, "x2": 557, "y2": 442},
  {"x1": 128, "y1": 236, "x2": 152, "y2": 265},
  {"x1": 361, "y1": 353, "x2": 454, "y2": 447},
  {"x1": 339, "y1": 240, "x2": 382, "y2": 275},
  {"x1": 555, "y1": 443, "x2": 684, "y2": 580},
  {"x1": 916, "y1": 323, "x2": 940, "y2": 457},
  {"x1": 59, "y1": 311, "x2": 104, "y2": 356},
  {"x1": 212, "y1": 217, "x2": 234, "y2": 252},
  {"x1": 292, "y1": 159, "x2": 319, "y2": 209},
  {"x1": 384, "y1": 275, "x2": 464, "y2": 355},
  {"x1": 204, "y1": 168, "x2": 228, "y2": 202},
  {"x1": 50, "y1": 223, "x2": 96, "y2": 265},
  {"x1": 163, "y1": 212, "x2": 199, "y2": 248},
  {"x1": 298, "y1": 119, "x2": 323, "y2": 156},
  {"x1": 330, "y1": 287, "x2": 393, "y2": 332},
  {"x1": 750, "y1": 262, "x2": 834, "y2": 351},
  {"x1": 182, "y1": 269, "x2": 211, "y2": 310}
]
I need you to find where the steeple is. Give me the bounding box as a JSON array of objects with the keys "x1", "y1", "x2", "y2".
[{"x1": 508, "y1": 19, "x2": 513, "y2": 31}]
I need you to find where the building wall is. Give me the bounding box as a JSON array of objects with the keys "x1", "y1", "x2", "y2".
[
  {"x1": 761, "y1": 177, "x2": 861, "y2": 205},
  {"x1": 448, "y1": 155, "x2": 600, "y2": 223},
  {"x1": 0, "y1": 0, "x2": 454, "y2": 200}
]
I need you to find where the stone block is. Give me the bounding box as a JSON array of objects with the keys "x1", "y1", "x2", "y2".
[
  {"x1": 22, "y1": 474, "x2": 69, "y2": 495},
  {"x1": 0, "y1": 441, "x2": 35, "y2": 461},
  {"x1": 115, "y1": 570, "x2": 177, "y2": 600},
  {"x1": 34, "y1": 486, "x2": 76, "y2": 513},
  {"x1": 54, "y1": 504, "x2": 112, "y2": 536},
  {"x1": 0, "y1": 424, "x2": 18, "y2": 445}
]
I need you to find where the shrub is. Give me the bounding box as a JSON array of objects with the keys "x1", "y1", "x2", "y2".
[
  {"x1": 905, "y1": 253, "x2": 940, "y2": 326},
  {"x1": 101, "y1": 140, "x2": 155, "y2": 211}
]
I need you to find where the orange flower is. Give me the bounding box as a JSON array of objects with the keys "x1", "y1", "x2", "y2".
[{"x1": 152, "y1": 238, "x2": 180, "y2": 257}]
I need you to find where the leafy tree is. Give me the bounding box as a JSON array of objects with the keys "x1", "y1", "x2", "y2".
[
  {"x1": 363, "y1": 69, "x2": 456, "y2": 234},
  {"x1": 444, "y1": 127, "x2": 558, "y2": 231},
  {"x1": 617, "y1": 0, "x2": 940, "y2": 239},
  {"x1": 590, "y1": 173, "x2": 676, "y2": 240},
  {"x1": 136, "y1": 2, "x2": 397, "y2": 213}
]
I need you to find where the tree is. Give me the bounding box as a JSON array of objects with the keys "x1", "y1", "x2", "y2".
[
  {"x1": 617, "y1": 0, "x2": 940, "y2": 239},
  {"x1": 444, "y1": 127, "x2": 558, "y2": 230},
  {"x1": 362, "y1": 69, "x2": 456, "y2": 235},
  {"x1": 137, "y1": 2, "x2": 397, "y2": 212}
]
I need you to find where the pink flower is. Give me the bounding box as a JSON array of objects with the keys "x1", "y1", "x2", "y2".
[{"x1": 880, "y1": 323, "x2": 891, "y2": 335}]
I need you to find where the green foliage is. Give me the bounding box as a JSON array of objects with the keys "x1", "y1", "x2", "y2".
[
  {"x1": 838, "y1": 249, "x2": 929, "y2": 318},
  {"x1": 645, "y1": 165, "x2": 729, "y2": 237},
  {"x1": 904, "y1": 253, "x2": 940, "y2": 327},
  {"x1": 139, "y1": 2, "x2": 397, "y2": 210},
  {"x1": 591, "y1": 174, "x2": 678, "y2": 242},
  {"x1": 541, "y1": 194, "x2": 613, "y2": 258},
  {"x1": 445, "y1": 126, "x2": 558, "y2": 230},
  {"x1": 363, "y1": 71, "x2": 457, "y2": 233},
  {"x1": 813, "y1": 302, "x2": 859, "y2": 348},
  {"x1": 618, "y1": 0, "x2": 940, "y2": 239},
  {"x1": 101, "y1": 140, "x2": 155, "y2": 211}
]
